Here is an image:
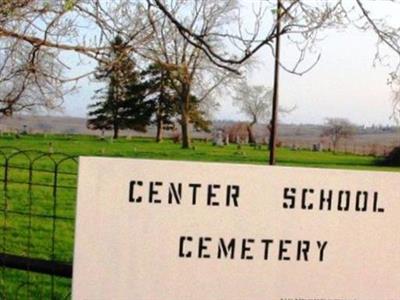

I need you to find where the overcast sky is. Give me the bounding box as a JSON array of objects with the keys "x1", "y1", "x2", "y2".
[{"x1": 62, "y1": 0, "x2": 400, "y2": 126}]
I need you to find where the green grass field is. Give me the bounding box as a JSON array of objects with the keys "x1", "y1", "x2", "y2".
[
  {"x1": 0, "y1": 133, "x2": 398, "y2": 170},
  {"x1": 0, "y1": 133, "x2": 398, "y2": 299}
]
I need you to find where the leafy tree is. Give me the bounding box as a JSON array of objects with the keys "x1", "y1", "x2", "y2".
[
  {"x1": 186, "y1": 94, "x2": 212, "y2": 133},
  {"x1": 87, "y1": 36, "x2": 152, "y2": 138}
]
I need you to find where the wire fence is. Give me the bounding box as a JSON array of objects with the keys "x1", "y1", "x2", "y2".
[{"x1": 0, "y1": 147, "x2": 77, "y2": 299}]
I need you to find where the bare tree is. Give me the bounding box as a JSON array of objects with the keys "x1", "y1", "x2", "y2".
[
  {"x1": 0, "y1": 0, "x2": 240, "y2": 148},
  {"x1": 322, "y1": 118, "x2": 356, "y2": 153},
  {"x1": 3, "y1": 0, "x2": 337, "y2": 118},
  {"x1": 151, "y1": 0, "x2": 400, "y2": 160},
  {"x1": 0, "y1": 1, "x2": 152, "y2": 116},
  {"x1": 151, "y1": 1, "x2": 400, "y2": 75},
  {"x1": 145, "y1": 0, "x2": 239, "y2": 148},
  {"x1": 390, "y1": 73, "x2": 400, "y2": 123},
  {"x1": 149, "y1": 0, "x2": 350, "y2": 74},
  {"x1": 233, "y1": 79, "x2": 294, "y2": 145},
  {"x1": 233, "y1": 81, "x2": 273, "y2": 144}
]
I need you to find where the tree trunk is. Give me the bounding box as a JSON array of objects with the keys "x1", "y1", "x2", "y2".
[
  {"x1": 181, "y1": 112, "x2": 191, "y2": 149},
  {"x1": 332, "y1": 135, "x2": 339, "y2": 153},
  {"x1": 113, "y1": 119, "x2": 119, "y2": 139},
  {"x1": 247, "y1": 123, "x2": 256, "y2": 145},
  {"x1": 332, "y1": 140, "x2": 338, "y2": 154},
  {"x1": 156, "y1": 117, "x2": 163, "y2": 143},
  {"x1": 180, "y1": 86, "x2": 191, "y2": 149},
  {"x1": 157, "y1": 79, "x2": 165, "y2": 143},
  {"x1": 113, "y1": 126, "x2": 119, "y2": 139}
]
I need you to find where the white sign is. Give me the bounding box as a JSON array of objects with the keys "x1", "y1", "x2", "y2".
[{"x1": 73, "y1": 157, "x2": 400, "y2": 300}]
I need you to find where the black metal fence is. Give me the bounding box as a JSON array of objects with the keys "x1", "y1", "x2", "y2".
[{"x1": 0, "y1": 147, "x2": 77, "y2": 299}]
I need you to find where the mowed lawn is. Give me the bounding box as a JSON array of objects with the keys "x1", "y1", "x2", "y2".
[{"x1": 0, "y1": 133, "x2": 399, "y2": 299}]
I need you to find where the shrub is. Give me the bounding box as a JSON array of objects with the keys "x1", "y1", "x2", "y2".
[{"x1": 380, "y1": 146, "x2": 400, "y2": 166}]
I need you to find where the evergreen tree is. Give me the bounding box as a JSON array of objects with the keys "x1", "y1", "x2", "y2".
[
  {"x1": 141, "y1": 64, "x2": 177, "y2": 142},
  {"x1": 87, "y1": 36, "x2": 152, "y2": 138},
  {"x1": 142, "y1": 63, "x2": 211, "y2": 143}
]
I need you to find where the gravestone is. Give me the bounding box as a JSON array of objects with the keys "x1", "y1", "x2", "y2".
[
  {"x1": 312, "y1": 143, "x2": 323, "y2": 152},
  {"x1": 213, "y1": 130, "x2": 224, "y2": 146}
]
